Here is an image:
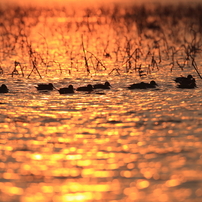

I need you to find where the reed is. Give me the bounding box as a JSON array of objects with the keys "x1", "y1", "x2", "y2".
[
  {"x1": 11, "y1": 61, "x2": 24, "y2": 77},
  {"x1": 0, "y1": 3, "x2": 202, "y2": 78},
  {"x1": 25, "y1": 39, "x2": 42, "y2": 79},
  {"x1": 81, "y1": 35, "x2": 90, "y2": 74}
]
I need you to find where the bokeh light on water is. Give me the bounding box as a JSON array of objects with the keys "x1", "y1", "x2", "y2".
[{"x1": 1, "y1": 1, "x2": 202, "y2": 202}]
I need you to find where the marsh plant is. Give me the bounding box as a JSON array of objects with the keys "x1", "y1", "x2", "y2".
[{"x1": 0, "y1": 3, "x2": 202, "y2": 78}]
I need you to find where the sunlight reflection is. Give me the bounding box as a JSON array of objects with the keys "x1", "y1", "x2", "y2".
[
  {"x1": 1, "y1": 1, "x2": 202, "y2": 202},
  {"x1": 62, "y1": 192, "x2": 93, "y2": 202},
  {"x1": 166, "y1": 179, "x2": 181, "y2": 187},
  {"x1": 31, "y1": 154, "x2": 43, "y2": 160}
]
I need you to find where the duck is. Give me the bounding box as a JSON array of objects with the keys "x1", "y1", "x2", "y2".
[
  {"x1": 76, "y1": 84, "x2": 93, "y2": 92},
  {"x1": 58, "y1": 85, "x2": 74, "y2": 94},
  {"x1": 174, "y1": 74, "x2": 193, "y2": 83},
  {"x1": 36, "y1": 83, "x2": 55, "y2": 90},
  {"x1": 128, "y1": 82, "x2": 147, "y2": 89},
  {"x1": 174, "y1": 75, "x2": 197, "y2": 89},
  {"x1": 0, "y1": 84, "x2": 9, "y2": 93},
  {"x1": 93, "y1": 81, "x2": 111, "y2": 89},
  {"x1": 128, "y1": 80, "x2": 158, "y2": 89}
]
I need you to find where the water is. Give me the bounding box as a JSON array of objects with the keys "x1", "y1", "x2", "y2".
[{"x1": 1, "y1": 2, "x2": 202, "y2": 202}]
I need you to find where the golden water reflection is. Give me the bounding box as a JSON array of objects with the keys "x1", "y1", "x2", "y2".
[{"x1": 1, "y1": 88, "x2": 202, "y2": 202}]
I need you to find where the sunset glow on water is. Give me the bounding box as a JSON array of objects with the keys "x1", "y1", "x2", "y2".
[{"x1": 1, "y1": 0, "x2": 202, "y2": 202}]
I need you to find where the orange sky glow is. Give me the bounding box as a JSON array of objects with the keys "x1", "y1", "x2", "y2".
[
  {"x1": 1, "y1": 0, "x2": 201, "y2": 7},
  {"x1": 2, "y1": 0, "x2": 128, "y2": 6}
]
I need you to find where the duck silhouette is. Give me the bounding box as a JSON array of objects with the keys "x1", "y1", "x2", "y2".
[
  {"x1": 76, "y1": 84, "x2": 93, "y2": 92},
  {"x1": 36, "y1": 83, "x2": 55, "y2": 90},
  {"x1": 58, "y1": 85, "x2": 74, "y2": 94},
  {"x1": 93, "y1": 81, "x2": 111, "y2": 89},
  {"x1": 0, "y1": 84, "x2": 9, "y2": 93},
  {"x1": 128, "y1": 80, "x2": 158, "y2": 89},
  {"x1": 174, "y1": 75, "x2": 196, "y2": 89},
  {"x1": 174, "y1": 75, "x2": 193, "y2": 83}
]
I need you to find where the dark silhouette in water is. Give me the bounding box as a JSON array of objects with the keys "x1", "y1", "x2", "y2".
[
  {"x1": 93, "y1": 81, "x2": 111, "y2": 89},
  {"x1": 128, "y1": 80, "x2": 158, "y2": 89},
  {"x1": 58, "y1": 85, "x2": 74, "y2": 94},
  {"x1": 0, "y1": 84, "x2": 9, "y2": 93},
  {"x1": 174, "y1": 75, "x2": 197, "y2": 89},
  {"x1": 76, "y1": 84, "x2": 93, "y2": 92},
  {"x1": 144, "y1": 80, "x2": 158, "y2": 88},
  {"x1": 36, "y1": 83, "x2": 55, "y2": 90}
]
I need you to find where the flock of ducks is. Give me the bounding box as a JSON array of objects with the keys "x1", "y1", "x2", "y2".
[
  {"x1": 35, "y1": 81, "x2": 111, "y2": 94},
  {"x1": 0, "y1": 75, "x2": 197, "y2": 94}
]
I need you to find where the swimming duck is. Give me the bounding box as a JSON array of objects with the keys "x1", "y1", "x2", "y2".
[
  {"x1": 0, "y1": 84, "x2": 9, "y2": 93},
  {"x1": 174, "y1": 75, "x2": 197, "y2": 89},
  {"x1": 58, "y1": 85, "x2": 74, "y2": 94},
  {"x1": 93, "y1": 81, "x2": 111, "y2": 89},
  {"x1": 36, "y1": 83, "x2": 55, "y2": 90},
  {"x1": 128, "y1": 80, "x2": 158, "y2": 89},
  {"x1": 174, "y1": 75, "x2": 193, "y2": 83},
  {"x1": 76, "y1": 84, "x2": 93, "y2": 92},
  {"x1": 128, "y1": 82, "x2": 147, "y2": 89}
]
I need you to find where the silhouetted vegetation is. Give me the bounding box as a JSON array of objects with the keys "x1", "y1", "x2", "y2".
[{"x1": 0, "y1": 3, "x2": 202, "y2": 78}]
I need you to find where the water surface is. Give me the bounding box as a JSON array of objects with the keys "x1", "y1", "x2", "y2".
[{"x1": 0, "y1": 2, "x2": 202, "y2": 202}]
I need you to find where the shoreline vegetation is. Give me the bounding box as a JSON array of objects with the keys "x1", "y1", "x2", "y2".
[{"x1": 0, "y1": 2, "x2": 202, "y2": 78}]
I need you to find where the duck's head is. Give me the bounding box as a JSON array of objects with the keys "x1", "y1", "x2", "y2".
[
  {"x1": 87, "y1": 84, "x2": 93, "y2": 89},
  {"x1": 105, "y1": 81, "x2": 111, "y2": 87},
  {"x1": 48, "y1": 83, "x2": 54, "y2": 87},
  {"x1": 150, "y1": 80, "x2": 158, "y2": 86},
  {"x1": 68, "y1": 85, "x2": 74, "y2": 90},
  {"x1": 1, "y1": 84, "x2": 8, "y2": 89},
  {"x1": 187, "y1": 75, "x2": 193, "y2": 79}
]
